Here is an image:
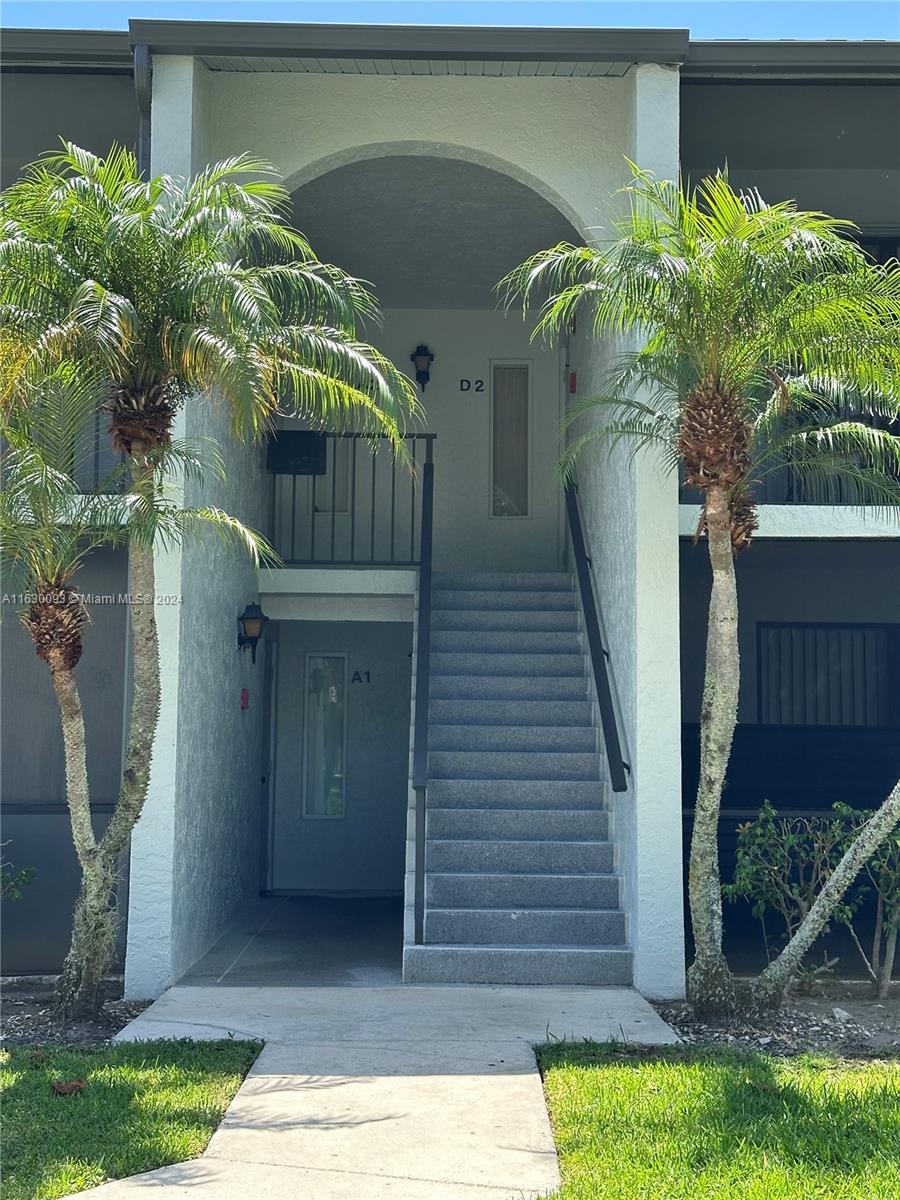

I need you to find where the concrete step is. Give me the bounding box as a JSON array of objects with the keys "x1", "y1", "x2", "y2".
[
  {"x1": 432, "y1": 589, "x2": 577, "y2": 612},
  {"x1": 426, "y1": 778, "x2": 604, "y2": 810},
  {"x1": 432, "y1": 629, "x2": 583, "y2": 655},
  {"x1": 403, "y1": 944, "x2": 633, "y2": 986},
  {"x1": 427, "y1": 871, "x2": 621, "y2": 910},
  {"x1": 425, "y1": 907, "x2": 626, "y2": 946},
  {"x1": 432, "y1": 608, "x2": 579, "y2": 632},
  {"x1": 427, "y1": 807, "x2": 609, "y2": 842},
  {"x1": 433, "y1": 572, "x2": 573, "y2": 592},
  {"x1": 428, "y1": 725, "x2": 596, "y2": 753},
  {"x1": 429, "y1": 675, "x2": 589, "y2": 701},
  {"x1": 431, "y1": 652, "x2": 585, "y2": 677},
  {"x1": 427, "y1": 838, "x2": 614, "y2": 874},
  {"x1": 429, "y1": 750, "x2": 601, "y2": 781},
  {"x1": 430, "y1": 699, "x2": 593, "y2": 727}
]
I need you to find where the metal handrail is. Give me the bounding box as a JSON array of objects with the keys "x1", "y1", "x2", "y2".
[
  {"x1": 411, "y1": 440, "x2": 435, "y2": 944},
  {"x1": 564, "y1": 479, "x2": 630, "y2": 793},
  {"x1": 270, "y1": 432, "x2": 436, "y2": 566}
]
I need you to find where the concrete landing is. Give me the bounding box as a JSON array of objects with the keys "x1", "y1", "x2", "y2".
[{"x1": 75, "y1": 986, "x2": 678, "y2": 1200}]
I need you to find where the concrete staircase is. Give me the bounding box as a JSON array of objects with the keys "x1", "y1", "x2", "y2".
[{"x1": 403, "y1": 572, "x2": 632, "y2": 986}]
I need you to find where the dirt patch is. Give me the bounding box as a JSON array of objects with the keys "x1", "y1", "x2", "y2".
[
  {"x1": 656, "y1": 984, "x2": 900, "y2": 1057},
  {"x1": 1, "y1": 980, "x2": 150, "y2": 1046}
]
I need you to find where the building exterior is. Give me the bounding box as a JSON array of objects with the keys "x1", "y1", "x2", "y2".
[{"x1": 1, "y1": 21, "x2": 898, "y2": 999}]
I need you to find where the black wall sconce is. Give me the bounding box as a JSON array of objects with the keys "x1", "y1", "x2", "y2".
[
  {"x1": 410, "y1": 344, "x2": 434, "y2": 393},
  {"x1": 237, "y1": 602, "x2": 269, "y2": 664}
]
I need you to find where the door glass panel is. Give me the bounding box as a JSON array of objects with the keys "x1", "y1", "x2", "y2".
[
  {"x1": 303, "y1": 654, "x2": 347, "y2": 817},
  {"x1": 492, "y1": 365, "x2": 529, "y2": 516}
]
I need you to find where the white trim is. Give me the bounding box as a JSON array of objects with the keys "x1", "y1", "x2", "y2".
[
  {"x1": 260, "y1": 567, "x2": 418, "y2": 595},
  {"x1": 679, "y1": 504, "x2": 900, "y2": 540}
]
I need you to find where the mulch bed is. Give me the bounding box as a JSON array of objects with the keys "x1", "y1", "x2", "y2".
[
  {"x1": 1, "y1": 983, "x2": 150, "y2": 1046},
  {"x1": 655, "y1": 990, "x2": 900, "y2": 1057}
]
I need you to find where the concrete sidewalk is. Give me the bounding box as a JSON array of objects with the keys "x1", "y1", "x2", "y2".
[{"x1": 75, "y1": 986, "x2": 678, "y2": 1199}]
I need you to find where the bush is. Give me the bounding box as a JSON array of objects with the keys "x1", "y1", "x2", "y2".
[{"x1": 725, "y1": 802, "x2": 899, "y2": 997}]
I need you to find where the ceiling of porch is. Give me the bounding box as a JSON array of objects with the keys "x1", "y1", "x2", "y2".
[{"x1": 289, "y1": 155, "x2": 580, "y2": 310}]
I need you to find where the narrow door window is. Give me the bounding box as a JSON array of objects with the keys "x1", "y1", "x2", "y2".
[
  {"x1": 491, "y1": 364, "x2": 530, "y2": 517},
  {"x1": 302, "y1": 654, "x2": 347, "y2": 817}
]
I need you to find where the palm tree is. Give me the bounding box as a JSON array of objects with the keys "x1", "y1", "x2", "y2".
[
  {"x1": 1, "y1": 143, "x2": 418, "y2": 1016},
  {"x1": 1, "y1": 363, "x2": 273, "y2": 1016},
  {"x1": 502, "y1": 165, "x2": 900, "y2": 1014}
]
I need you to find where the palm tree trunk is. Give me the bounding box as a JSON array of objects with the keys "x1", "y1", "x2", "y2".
[
  {"x1": 48, "y1": 657, "x2": 110, "y2": 1018},
  {"x1": 752, "y1": 779, "x2": 900, "y2": 1008},
  {"x1": 99, "y1": 535, "x2": 161, "y2": 861},
  {"x1": 53, "y1": 519, "x2": 162, "y2": 1016},
  {"x1": 687, "y1": 483, "x2": 739, "y2": 1015},
  {"x1": 877, "y1": 920, "x2": 897, "y2": 1001}
]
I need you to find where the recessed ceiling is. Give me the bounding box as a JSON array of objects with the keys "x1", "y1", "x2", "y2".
[{"x1": 290, "y1": 155, "x2": 578, "y2": 309}]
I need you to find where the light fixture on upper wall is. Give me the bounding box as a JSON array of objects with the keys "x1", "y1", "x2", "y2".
[
  {"x1": 410, "y1": 344, "x2": 434, "y2": 393},
  {"x1": 237, "y1": 602, "x2": 269, "y2": 664}
]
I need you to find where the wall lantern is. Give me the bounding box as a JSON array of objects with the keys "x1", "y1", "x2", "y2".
[
  {"x1": 237, "y1": 602, "x2": 269, "y2": 664},
  {"x1": 410, "y1": 344, "x2": 434, "y2": 393}
]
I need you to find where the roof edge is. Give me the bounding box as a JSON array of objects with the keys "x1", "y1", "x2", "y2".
[
  {"x1": 0, "y1": 28, "x2": 133, "y2": 70},
  {"x1": 125, "y1": 20, "x2": 690, "y2": 63},
  {"x1": 684, "y1": 40, "x2": 900, "y2": 78}
]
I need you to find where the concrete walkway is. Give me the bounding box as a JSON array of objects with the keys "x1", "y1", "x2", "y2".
[{"x1": 76, "y1": 986, "x2": 678, "y2": 1200}]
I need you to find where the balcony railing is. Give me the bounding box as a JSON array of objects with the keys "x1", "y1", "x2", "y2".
[
  {"x1": 680, "y1": 472, "x2": 889, "y2": 506},
  {"x1": 268, "y1": 432, "x2": 435, "y2": 566}
]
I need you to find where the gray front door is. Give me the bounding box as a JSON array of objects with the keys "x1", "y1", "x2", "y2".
[{"x1": 269, "y1": 620, "x2": 412, "y2": 893}]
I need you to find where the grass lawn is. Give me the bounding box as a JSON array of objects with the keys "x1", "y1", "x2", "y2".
[
  {"x1": 1, "y1": 1038, "x2": 261, "y2": 1200},
  {"x1": 539, "y1": 1042, "x2": 900, "y2": 1200}
]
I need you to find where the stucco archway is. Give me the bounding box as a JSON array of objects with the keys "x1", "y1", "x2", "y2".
[
  {"x1": 281, "y1": 138, "x2": 589, "y2": 241},
  {"x1": 287, "y1": 151, "x2": 581, "y2": 310}
]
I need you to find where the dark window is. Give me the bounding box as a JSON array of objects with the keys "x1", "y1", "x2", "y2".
[
  {"x1": 858, "y1": 236, "x2": 900, "y2": 265},
  {"x1": 758, "y1": 622, "x2": 898, "y2": 728}
]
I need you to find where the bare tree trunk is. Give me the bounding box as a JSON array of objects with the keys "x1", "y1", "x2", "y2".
[
  {"x1": 753, "y1": 779, "x2": 900, "y2": 1008},
  {"x1": 877, "y1": 920, "x2": 897, "y2": 1001},
  {"x1": 687, "y1": 484, "x2": 739, "y2": 1015}
]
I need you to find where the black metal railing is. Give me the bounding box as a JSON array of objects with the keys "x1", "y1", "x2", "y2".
[
  {"x1": 679, "y1": 471, "x2": 885, "y2": 506},
  {"x1": 679, "y1": 410, "x2": 900, "y2": 506},
  {"x1": 564, "y1": 478, "x2": 630, "y2": 793},
  {"x1": 269, "y1": 432, "x2": 436, "y2": 566},
  {"x1": 411, "y1": 449, "x2": 435, "y2": 945}
]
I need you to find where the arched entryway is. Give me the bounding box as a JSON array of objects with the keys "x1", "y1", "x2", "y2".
[
  {"x1": 280, "y1": 152, "x2": 582, "y2": 574},
  {"x1": 242, "y1": 153, "x2": 583, "y2": 979}
]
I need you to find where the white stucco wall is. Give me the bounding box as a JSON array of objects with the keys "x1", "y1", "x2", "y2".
[
  {"x1": 201, "y1": 70, "x2": 632, "y2": 238},
  {"x1": 680, "y1": 505, "x2": 900, "y2": 540},
  {"x1": 128, "y1": 53, "x2": 688, "y2": 997},
  {"x1": 272, "y1": 311, "x2": 564, "y2": 572},
  {"x1": 381, "y1": 309, "x2": 564, "y2": 572},
  {"x1": 573, "y1": 64, "x2": 685, "y2": 999},
  {"x1": 126, "y1": 58, "x2": 270, "y2": 995}
]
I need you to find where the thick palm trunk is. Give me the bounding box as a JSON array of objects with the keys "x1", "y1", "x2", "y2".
[
  {"x1": 752, "y1": 779, "x2": 900, "y2": 1008},
  {"x1": 99, "y1": 536, "x2": 161, "y2": 860},
  {"x1": 48, "y1": 657, "x2": 110, "y2": 1018},
  {"x1": 687, "y1": 484, "x2": 739, "y2": 1015},
  {"x1": 54, "y1": 532, "x2": 161, "y2": 1017}
]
